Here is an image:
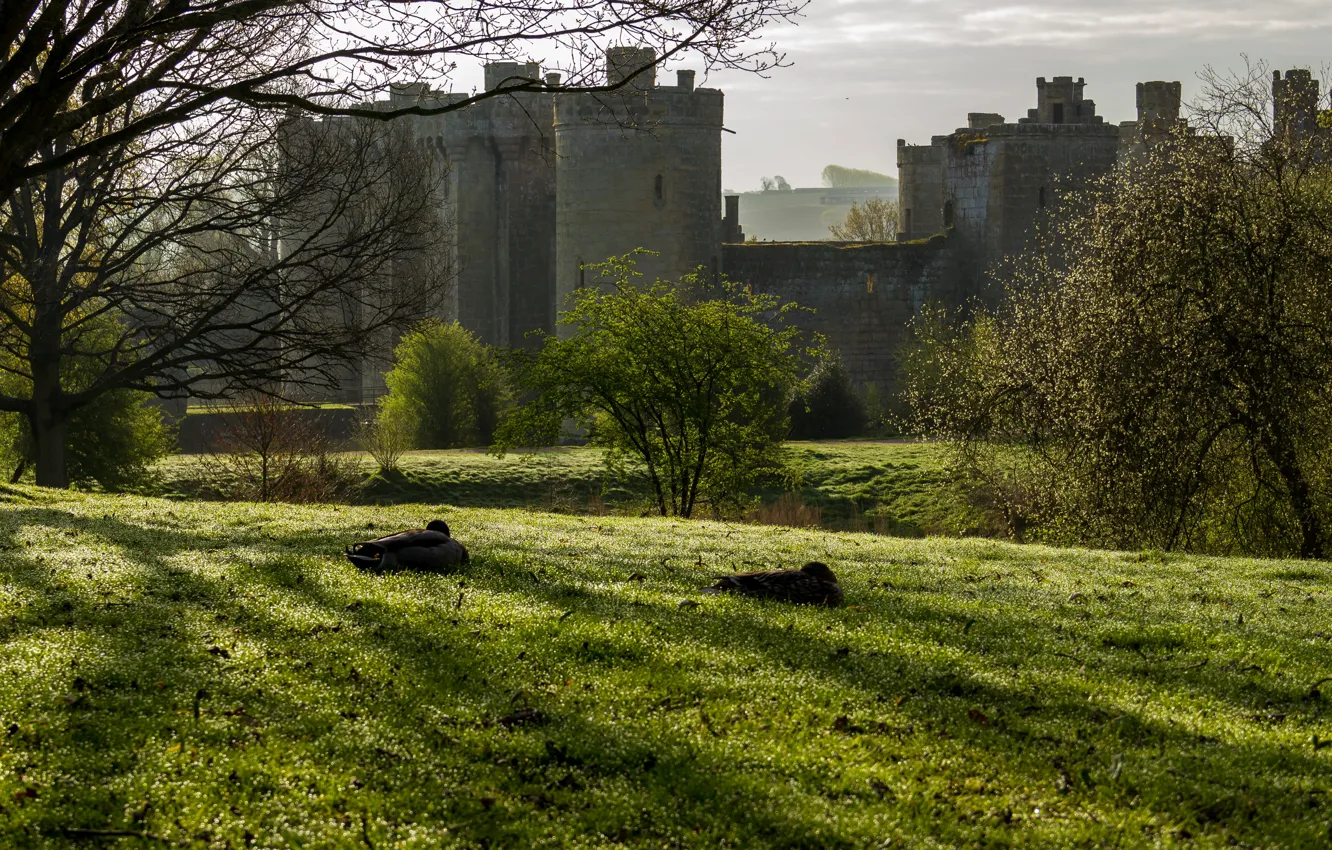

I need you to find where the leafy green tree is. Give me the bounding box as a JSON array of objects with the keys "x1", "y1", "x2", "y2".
[
  {"x1": 380, "y1": 321, "x2": 510, "y2": 449},
  {"x1": 829, "y1": 198, "x2": 900, "y2": 241},
  {"x1": 0, "y1": 313, "x2": 171, "y2": 489},
  {"x1": 496, "y1": 256, "x2": 816, "y2": 518},
  {"x1": 903, "y1": 66, "x2": 1332, "y2": 558}
]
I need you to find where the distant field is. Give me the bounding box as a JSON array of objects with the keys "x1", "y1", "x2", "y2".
[
  {"x1": 1, "y1": 487, "x2": 1330, "y2": 846},
  {"x1": 155, "y1": 442, "x2": 984, "y2": 538}
]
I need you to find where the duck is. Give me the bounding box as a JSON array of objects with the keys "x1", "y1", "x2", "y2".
[
  {"x1": 705, "y1": 561, "x2": 843, "y2": 607},
  {"x1": 345, "y1": 520, "x2": 468, "y2": 571}
]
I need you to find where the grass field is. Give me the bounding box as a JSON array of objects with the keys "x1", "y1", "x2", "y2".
[
  {"x1": 156, "y1": 442, "x2": 982, "y2": 538},
  {"x1": 1, "y1": 486, "x2": 1330, "y2": 847}
]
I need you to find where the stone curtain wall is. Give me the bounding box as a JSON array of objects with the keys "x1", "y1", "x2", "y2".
[{"x1": 721, "y1": 236, "x2": 957, "y2": 398}]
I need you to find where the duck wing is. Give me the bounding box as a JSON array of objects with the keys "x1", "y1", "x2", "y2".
[
  {"x1": 346, "y1": 528, "x2": 446, "y2": 569},
  {"x1": 372, "y1": 528, "x2": 452, "y2": 551},
  {"x1": 710, "y1": 569, "x2": 842, "y2": 606},
  {"x1": 391, "y1": 538, "x2": 468, "y2": 571},
  {"x1": 346, "y1": 527, "x2": 468, "y2": 572}
]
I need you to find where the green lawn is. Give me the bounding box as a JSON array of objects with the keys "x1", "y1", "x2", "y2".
[
  {"x1": 1, "y1": 486, "x2": 1330, "y2": 847},
  {"x1": 156, "y1": 442, "x2": 982, "y2": 537}
]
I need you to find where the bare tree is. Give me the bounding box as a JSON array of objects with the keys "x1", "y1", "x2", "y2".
[
  {"x1": 1, "y1": 0, "x2": 806, "y2": 200},
  {"x1": 200, "y1": 391, "x2": 361, "y2": 503},
  {"x1": 828, "y1": 198, "x2": 900, "y2": 241},
  {"x1": 0, "y1": 0, "x2": 805, "y2": 488},
  {"x1": 0, "y1": 92, "x2": 450, "y2": 486}
]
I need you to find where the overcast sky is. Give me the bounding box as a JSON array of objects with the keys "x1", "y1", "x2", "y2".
[{"x1": 700, "y1": 0, "x2": 1332, "y2": 191}]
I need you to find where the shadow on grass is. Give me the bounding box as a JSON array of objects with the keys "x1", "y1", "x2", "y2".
[{"x1": 0, "y1": 504, "x2": 1330, "y2": 846}]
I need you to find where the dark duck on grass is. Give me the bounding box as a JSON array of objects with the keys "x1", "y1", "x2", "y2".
[
  {"x1": 707, "y1": 562, "x2": 843, "y2": 606},
  {"x1": 346, "y1": 520, "x2": 468, "y2": 571}
]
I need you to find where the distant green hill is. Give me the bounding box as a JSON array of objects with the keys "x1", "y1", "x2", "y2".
[{"x1": 822, "y1": 164, "x2": 898, "y2": 188}]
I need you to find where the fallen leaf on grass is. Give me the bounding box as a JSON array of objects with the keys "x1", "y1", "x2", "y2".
[
  {"x1": 832, "y1": 715, "x2": 865, "y2": 734},
  {"x1": 967, "y1": 709, "x2": 989, "y2": 725}
]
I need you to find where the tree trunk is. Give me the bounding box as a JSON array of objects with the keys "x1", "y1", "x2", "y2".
[
  {"x1": 29, "y1": 404, "x2": 69, "y2": 489},
  {"x1": 29, "y1": 352, "x2": 69, "y2": 489},
  {"x1": 1263, "y1": 430, "x2": 1324, "y2": 560}
]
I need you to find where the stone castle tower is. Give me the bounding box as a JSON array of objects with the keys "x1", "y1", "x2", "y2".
[
  {"x1": 895, "y1": 76, "x2": 1169, "y2": 299},
  {"x1": 554, "y1": 47, "x2": 724, "y2": 311},
  {"x1": 308, "y1": 48, "x2": 729, "y2": 399},
  {"x1": 1273, "y1": 69, "x2": 1321, "y2": 136}
]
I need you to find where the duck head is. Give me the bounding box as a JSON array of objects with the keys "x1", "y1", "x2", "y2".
[
  {"x1": 426, "y1": 520, "x2": 451, "y2": 535},
  {"x1": 800, "y1": 561, "x2": 837, "y2": 583}
]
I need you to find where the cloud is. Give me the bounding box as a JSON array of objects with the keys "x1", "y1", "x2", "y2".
[
  {"x1": 792, "y1": 0, "x2": 1332, "y2": 47},
  {"x1": 714, "y1": 0, "x2": 1332, "y2": 190}
]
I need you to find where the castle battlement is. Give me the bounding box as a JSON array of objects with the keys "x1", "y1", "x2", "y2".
[
  {"x1": 987, "y1": 121, "x2": 1120, "y2": 138},
  {"x1": 895, "y1": 140, "x2": 943, "y2": 165}
]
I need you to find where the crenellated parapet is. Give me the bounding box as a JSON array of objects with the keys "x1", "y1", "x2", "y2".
[{"x1": 553, "y1": 51, "x2": 725, "y2": 313}]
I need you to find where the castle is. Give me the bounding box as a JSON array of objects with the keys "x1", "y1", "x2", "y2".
[
  {"x1": 311, "y1": 56, "x2": 1325, "y2": 404},
  {"x1": 321, "y1": 47, "x2": 734, "y2": 390}
]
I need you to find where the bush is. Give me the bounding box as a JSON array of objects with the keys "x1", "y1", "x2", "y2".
[
  {"x1": 200, "y1": 393, "x2": 360, "y2": 503},
  {"x1": 355, "y1": 402, "x2": 414, "y2": 474},
  {"x1": 788, "y1": 351, "x2": 866, "y2": 440},
  {"x1": 380, "y1": 321, "x2": 511, "y2": 449},
  {"x1": 0, "y1": 390, "x2": 172, "y2": 490}
]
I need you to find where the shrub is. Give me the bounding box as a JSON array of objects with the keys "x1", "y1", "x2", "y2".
[
  {"x1": 200, "y1": 393, "x2": 360, "y2": 503},
  {"x1": 355, "y1": 402, "x2": 414, "y2": 474},
  {"x1": 788, "y1": 351, "x2": 866, "y2": 440},
  {"x1": 0, "y1": 389, "x2": 172, "y2": 490},
  {"x1": 380, "y1": 321, "x2": 510, "y2": 449}
]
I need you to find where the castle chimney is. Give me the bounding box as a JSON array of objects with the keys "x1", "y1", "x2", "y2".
[
  {"x1": 676, "y1": 70, "x2": 696, "y2": 92},
  {"x1": 722, "y1": 195, "x2": 744, "y2": 243}
]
